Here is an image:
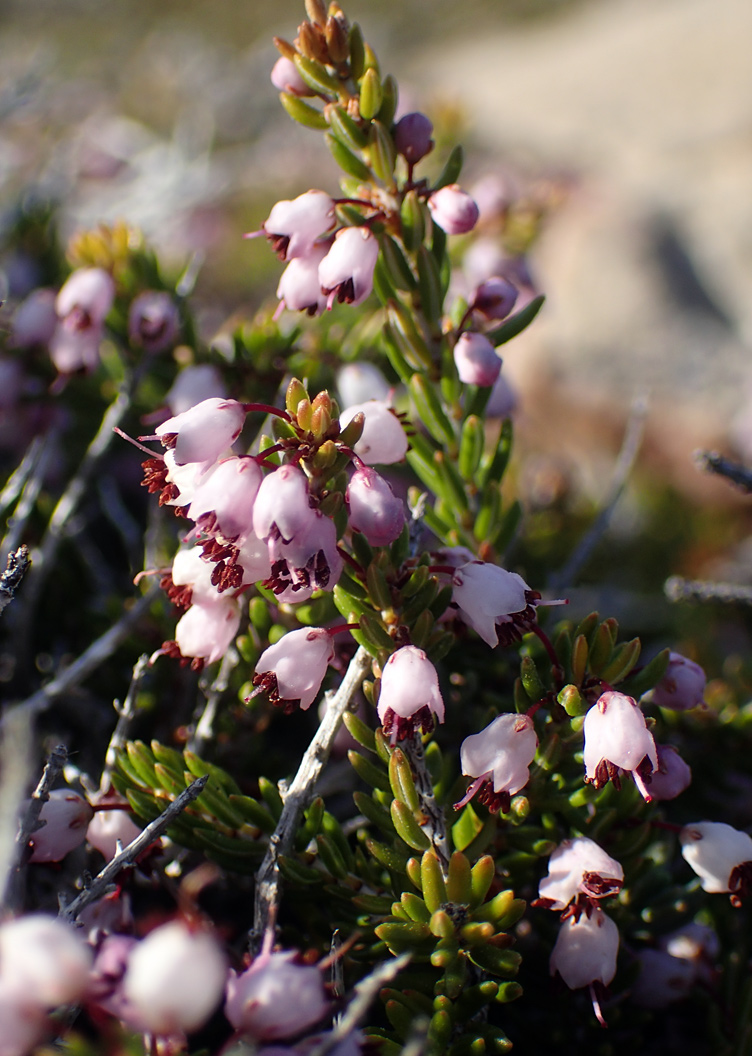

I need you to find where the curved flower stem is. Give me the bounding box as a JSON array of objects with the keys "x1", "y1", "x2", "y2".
[{"x1": 251, "y1": 646, "x2": 371, "y2": 951}]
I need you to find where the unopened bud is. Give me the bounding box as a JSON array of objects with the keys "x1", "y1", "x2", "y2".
[
  {"x1": 326, "y1": 13, "x2": 349, "y2": 63},
  {"x1": 273, "y1": 36, "x2": 298, "y2": 61},
  {"x1": 297, "y1": 21, "x2": 329, "y2": 64},
  {"x1": 310, "y1": 403, "x2": 332, "y2": 437},
  {"x1": 286, "y1": 377, "x2": 309, "y2": 416},
  {"x1": 296, "y1": 398, "x2": 313, "y2": 431},
  {"x1": 305, "y1": 0, "x2": 327, "y2": 25}
]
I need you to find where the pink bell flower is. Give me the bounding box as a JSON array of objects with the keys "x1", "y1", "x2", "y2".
[
  {"x1": 276, "y1": 244, "x2": 329, "y2": 316},
  {"x1": 647, "y1": 651, "x2": 707, "y2": 711},
  {"x1": 265, "y1": 508, "x2": 343, "y2": 601},
  {"x1": 10, "y1": 288, "x2": 57, "y2": 348},
  {"x1": 393, "y1": 112, "x2": 434, "y2": 163},
  {"x1": 318, "y1": 226, "x2": 379, "y2": 308},
  {"x1": 451, "y1": 561, "x2": 536, "y2": 647},
  {"x1": 122, "y1": 920, "x2": 227, "y2": 1036},
  {"x1": 648, "y1": 744, "x2": 692, "y2": 801},
  {"x1": 0, "y1": 915, "x2": 93, "y2": 1008},
  {"x1": 339, "y1": 400, "x2": 408, "y2": 465},
  {"x1": 128, "y1": 290, "x2": 180, "y2": 353},
  {"x1": 86, "y1": 806, "x2": 141, "y2": 862},
  {"x1": 346, "y1": 465, "x2": 405, "y2": 547},
  {"x1": 187, "y1": 455, "x2": 263, "y2": 544},
  {"x1": 167, "y1": 545, "x2": 224, "y2": 610},
  {"x1": 172, "y1": 597, "x2": 241, "y2": 666},
  {"x1": 225, "y1": 950, "x2": 329, "y2": 1040},
  {"x1": 256, "y1": 190, "x2": 335, "y2": 261},
  {"x1": 56, "y1": 267, "x2": 115, "y2": 325},
  {"x1": 583, "y1": 691, "x2": 658, "y2": 800},
  {"x1": 680, "y1": 821, "x2": 752, "y2": 904},
  {"x1": 253, "y1": 464, "x2": 314, "y2": 545},
  {"x1": 155, "y1": 397, "x2": 246, "y2": 466},
  {"x1": 456, "y1": 712, "x2": 537, "y2": 815},
  {"x1": 0, "y1": 982, "x2": 46, "y2": 1056},
  {"x1": 165, "y1": 364, "x2": 227, "y2": 416},
  {"x1": 550, "y1": 907, "x2": 619, "y2": 993},
  {"x1": 251, "y1": 627, "x2": 335, "y2": 712},
  {"x1": 535, "y1": 837, "x2": 623, "y2": 913},
  {"x1": 453, "y1": 332, "x2": 502, "y2": 387},
  {"x1": 377, "y1": 646, "x2": 445, "y2": 744},
  {"x1": 27, "y1": 789, "x2": 94, "y2": 863},
  {"x1": 337, "y1": 362, "x2": 391, "y2": 408},
  {"x1": 427, "y1": 184, "x2": 479, "y2": 235}
]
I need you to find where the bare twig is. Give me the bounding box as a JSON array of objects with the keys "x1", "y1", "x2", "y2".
[
  {"x1": 0, "y1": 709, "x2": 33, "y2": 909},
  {"x1": 101, "y1": 654, "x2": 150, "y2": 791},
  {"x1": 665, "y1": 576, "x2": 752, "y2": 606},
  {"x1": 0, "y1": 432, "x2": 56, "y2": 560},
  {"x1": 309, "y1": 953, "x2": 411, "y2": 1056},
  {"x1": 695, "y1": 450, "x2": 752, "y2": 494},
  {"x1": 188, "y1": 645, "x2": 239, "y2": 756},
  {"x1": 0, "y1": 433, "x2": 46, "y2": 519},
  {"x1": 0, "y1": 546, "x2": 31, "y2": 618},
  {"x1": 404, "y1": 730, "x2": 449, "y2": 876},
  {"x1": 4, "y1": 744, "x2": 67, "y2": 909},
  {"x1": 251, "y1": 646, "x2": 371, "y2": 949},
  {"x1": 1, "y1": 586, "x2": 160, "y2": 730},
  {"x1": 60, "y1": 775, "x2": 208, "y2": 922},
  {"x1": 550, "y1": 394, "x2": 648, "y2": 594}
]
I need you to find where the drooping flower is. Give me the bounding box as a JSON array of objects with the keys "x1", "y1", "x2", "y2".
[
  {"x1": 187, "y1": 455, "x2": 263, "y2": 545},
  {"x1": 647, "y1": 652, "x2": 706, "y2": 711},
  {"x1": 127, "y1": 290, "x2": 180, "y2": 353},
  {"x1": 346, "y1": 465, "x2": 405, "y2": 547},
  {"x1": 336, "y1": 362, "x2": 391, "y2": 409},
  {"x1": 318, "y1": 226, "x2": 379, "y2": 308},
  {"x1": 122, "y1": 920, "x2": 227, "y2": 1036},
  {"x1": 253, "y1": 464, "x2": 314, "y2": 545},
  {"x1": 630, "y1": 948, "x2": 697, "y2": 1009},
  {"x1": 86, "y1": 805, "x2": 141, "y2": 862},
  {"x1": 456, "y1": 712, "x2": 537, "y2": 814},
  {"x1": 27, "y1": 789, "x2": 94, "y2": 863},
  {"x1": 170, "y1": 596, "x2": 241, "y2": 668},
  {"x1": 251, "y1": 628, "x2": 335, "y2": 713},
  {"x1": 583, "y1": 691, "x2": 658, "y2": 800},
  {"x1": 155, "y1": 397, "x2": 246, "y2": 466},
  {"x1": 255, "y1": 190, "x2": 335, "y2": 261},
  {"x1": 427, "y1": 184, "x2": 479, "y2": 235},
  {"x1": 276, "y1": 244, "x2": 329, "y2": 316},
  {"x1": 339, "y1": 400, "x2": 408, "y2": 465},
  {"x1": 265, "y1": 508, "x2": 343, "y2": 602},
  {"x1": 535, "y1": 837, "x2": 623, "y2": 914},
  {"x1": 451, "y1": 561, "x2": 539, "y2": 647},
  {"x1": 648, "y1": 744, "x2": 692, "y2": 801},
  {"x1": 10, "y1": 288, "x2": 57, "y2": 349},
  {"x1": 377, "y1": 646, "x2": 445, "y2": 744},
  {"x1": 165, "y1": 364, "x2": 227, "y2": 416},
  {"x1": 680, "y1": 821, "x2": 752, "y2": 904},
  {"x1": 50, "y1": 267, "x2": 115, "y2": 373},
  {"x1": 225, "y1": 950, "x2": 329, "y2": 1040},
  {"x1": 550, "y1": 907, "x2": 619, "y2": 993},
  {"x1": 453, "y1": 332, "x2": 502, "y2": 387}
]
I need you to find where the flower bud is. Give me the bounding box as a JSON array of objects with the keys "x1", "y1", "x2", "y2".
[
  {"x1": 271, "y1": 56, "x2": 311, "y2": 97},
  {"x1": 346, "y1": 466, "x2": 405, "y2": 547},
  {"x1": 648, "y1": 744, "x2": 691, "y2": 801},
  {"x1": 472, "y1": 276, "x2": 518, "y2": 321},
  {"x1": 27, "y1": 789, "x2": 94, "y2": 863},
  {"x1": 648, "y1": 652, "x2": 706, "y2": 711},
  {"x1": 127, "y1": 290, "x2": 180, "y2": 353},
  {"x1": 319, "y1": 226, "x2": 379, "y2": 308},
  {"x1": 0, "y1": 915, "x2": 93, "y2": 1008},
  {"x1": 225, "y1": 950, "x2": 328, "y2": 1040},
  {"x1": 86, "y1": 806, "x2": 141, "y2": 862},
  {"x1": 427, "y1": 184, "x2": 479, "y2": 235},
  {"x1": 252, "y1": 627, "x2": 335, "y2": 712},
  {"x1": 393, "y1": 112, "x2": 434, "y2": 163},
  {"x1": 122, "y1": 920, "x2": 228, "y2": 1035},
  {"x1": 550, "y1": 908, "x2": 619, "y2": 991},
  {"x1": 453, "y1": 332, "x2": 502, "y2": 387}
]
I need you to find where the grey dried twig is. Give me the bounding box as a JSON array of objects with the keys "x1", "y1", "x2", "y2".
[
  {"x1": 695, "y1": 450, "x2": 752, "y2": 494},
  {"x1": 101, "y1": 654, "x2": 150, "y2": 791},
  {"x1": 405, "y1": 729, "x2": 449, "y2": 876},
  {"x1": 252, "y1": 646, "x2": 371, "y2": 949},
  {"x1": 60, "y1": 775, "x2": 208, "y2": 922},
  {"x1": 665, "y1": 576, "x2": 752, "y2": 606},
  {"x1": 0, "y1": 545, "x2": 31, "y2": 618},
  {"x1": 4, "y1": 744, "x2": 67, "y2": 909},
  {"x1": 2, "y1": 586, "x2": 159, "y2": 730}
]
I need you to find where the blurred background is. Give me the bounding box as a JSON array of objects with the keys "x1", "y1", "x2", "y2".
[{"x1": 1, "y1": 0, "x2": 751, "y2": 645}]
